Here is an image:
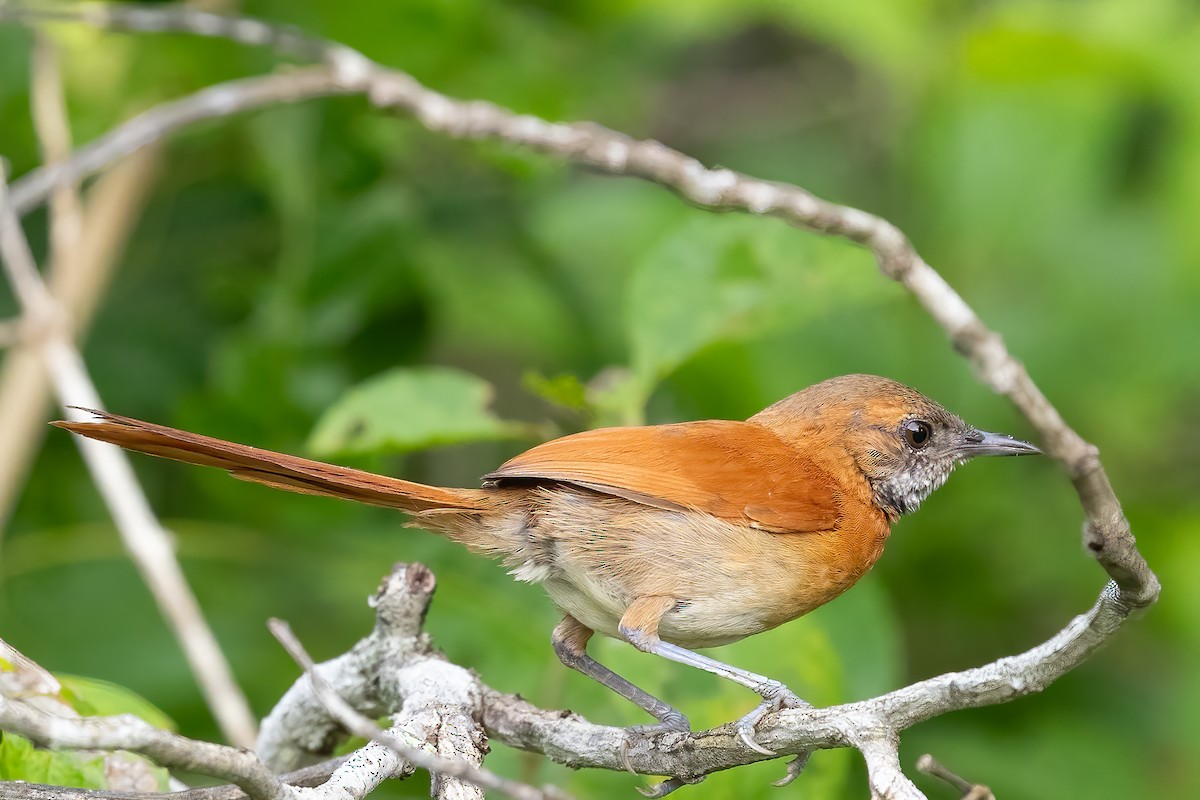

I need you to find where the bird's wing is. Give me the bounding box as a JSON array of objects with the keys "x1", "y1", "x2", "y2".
[{"x1": 484, "y1": 420, "x2": 842, "y2": 533}]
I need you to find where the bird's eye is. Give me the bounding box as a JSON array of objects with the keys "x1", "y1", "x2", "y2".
[{"x1": 903, "y1": 420, "x2": 933, "y2": 449}]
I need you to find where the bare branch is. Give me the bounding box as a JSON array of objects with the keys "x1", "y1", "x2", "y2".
[
  {"x1": 0, "y1": 31, "x2": 83, "y2": 534},
  {"x1": 0, "y1": 758, "x2": 347, "y2": 800},
  {"x1": 916, "y1": 754, "x2": 995, "y2": 800},
  {"x1": 7, "y1": 67, "x2": 350, "y2": 218},
  {"x1": 0, "y1": 696, "x2": 287, "y2": 800},
  {"x1": 30, "y1": 32, "x2": 84, "y2": 264},
  {"x1": 265, "y1": 560, "x2": 1115, "y2": 796},
  {"x1": 0, "y1": 24, "x2": 162, "y2": 535},
  {"x1": 0, "y1": 164, "x2": 257, "y2": 749},
  {"x1": 0, "y1": 149, "x2": 160, "y2": 532}
]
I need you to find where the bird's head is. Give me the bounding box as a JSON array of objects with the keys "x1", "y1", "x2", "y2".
[{"x1": 751, "y1": 374, "x2": 1040, "y2": 518}]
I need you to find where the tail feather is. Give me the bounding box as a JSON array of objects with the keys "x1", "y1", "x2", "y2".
[{"x1": 52, "y1": 409, "x2": 492, "y2": 514}]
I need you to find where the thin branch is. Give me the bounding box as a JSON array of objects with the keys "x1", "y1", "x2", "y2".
[
  {"x1": 0, "y1": 25, "x2": 158, "y2": 534},
  {"x1": 916, "y1": 754, "x2": 995, "y2": 800},
  {"x1": 0, "y1": 149, "x2": 160, "y2": 532},
  {"x1": 6, "y1": 67, "x2": 351, "y2": 218},
  {"x1": 0, "y1": 2, "x2": 1164, "y2": 609},
  {"x1": 255, "y1": 564, "x2": 1128, "y2": 795},
  {"x1": 0, "y1": 29, "x2": 165, "y2": 530},
  {"x1": 30, "y1": 32, "x2": 84, "y2": 264},
  {"x1": 0, "y1": 696, "x2": 287, "y2": 800},
  {"x1": 0, "y1": 31, "x2": 82, "y2": 535},
  {"x1": 0, "y1": 638, "x2": 341, "y2": 800},
  {"x1": 0, "y1": 165, "x2": 257, "y2": 749},
  {"x1": 0, "y1": 757, "x2": 347, "y2": 800}
]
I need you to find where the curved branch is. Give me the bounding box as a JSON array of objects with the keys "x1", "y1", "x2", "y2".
[
  {"x1": 479, "y1": 581, "x2": 1132, "y2": 779},
  {"x1": 6, "y1": 68, "x2": 351, "y2": 218}
]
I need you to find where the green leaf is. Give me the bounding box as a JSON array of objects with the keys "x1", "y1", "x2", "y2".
[
  {"x1": 523, "y1": 370, "x2": 589, "y2": 413},
  {"x1": 55, "y1": 675, "x2": 176, "y2": 732},
  {"x1": 310, "y1": 366, "x2": 538, "y2": 456},
  {"x1": 626, "y1": 214, "x2": 880, "y2": 389},
  {"x1": 0, "y1": 733, "x2": 107, "y2": 789}
]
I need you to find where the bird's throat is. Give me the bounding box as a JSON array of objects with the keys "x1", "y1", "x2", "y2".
[{"x1": 871, "y1": 461, "x2": 954, "y2": 518}]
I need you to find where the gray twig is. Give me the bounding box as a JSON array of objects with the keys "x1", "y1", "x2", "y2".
[
  {"x1": 7, "y1": 67, "x2": 349, "y2": 218},
  {"x1": 0, "y1": 694, "x2": 287, "y2": 800},
  {"x1": 0, "y1": 759, "x2": 347, "y2": 800},
  {"x1": 916, "y1": 754, "x2": 996, "y2": 799}
]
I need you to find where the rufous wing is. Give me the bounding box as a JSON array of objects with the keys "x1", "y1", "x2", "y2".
[
  {"x1": 53, "y1": 410, "x2": 490, "y2": 513},
  {"x1": 484, "y1": 420, "x2": 842, "y2": 533}
]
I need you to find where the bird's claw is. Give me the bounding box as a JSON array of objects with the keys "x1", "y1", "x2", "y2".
[
  {"x1": 736, "y1": 684, "x2": 809, "y2": 756},
  {"x1": 622, "y1": 712, "x2": 690, "y2": 774},
  {"x1": 636, "y1": 775, "x2": 706, "y2": 798},
  {"x1": 771, "y1": 752, "x2": 812, "y2": 787}
]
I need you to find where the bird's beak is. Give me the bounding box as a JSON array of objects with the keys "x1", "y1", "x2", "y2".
[{"x1": 956, "y1": 429, "x2": 1041, "y2": 459}]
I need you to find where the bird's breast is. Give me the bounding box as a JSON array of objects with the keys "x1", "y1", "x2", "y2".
[{"x1": 512, "y1": 487, "x2": 891, "y2": 648}]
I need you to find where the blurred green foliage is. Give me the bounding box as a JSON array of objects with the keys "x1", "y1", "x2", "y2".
[{"x1": 1, "y1": 0, "x2": 1197, "y2": 797}]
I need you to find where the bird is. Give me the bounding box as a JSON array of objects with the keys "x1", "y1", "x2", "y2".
[{"x1": 53, "y1": 374, "x2": 1039, "y2": 754}]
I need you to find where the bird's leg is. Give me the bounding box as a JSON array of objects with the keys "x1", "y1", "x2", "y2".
[
  {"x1": 551, "y1": 615, "x2": 690, "y2": 750},
  {"x1": 618, "y1": 597, "x2": 809, "y2": 756}
]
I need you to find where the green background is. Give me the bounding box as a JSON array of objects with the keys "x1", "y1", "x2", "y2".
[{"x1": 2, "y1": 1, "x2": 1198, "y2": 797}]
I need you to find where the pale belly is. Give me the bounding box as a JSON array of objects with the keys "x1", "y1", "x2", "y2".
[
  {"x1": 541, "y1": 571, "x2": 780, "y2": 648},
  {"x1": 501, "y1": 488, "x2": 873, "y2": 650}
]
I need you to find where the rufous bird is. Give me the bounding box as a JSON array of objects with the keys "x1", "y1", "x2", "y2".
[{"x1": 54, "y1": 374, "x2": 1039, "y2": 753}]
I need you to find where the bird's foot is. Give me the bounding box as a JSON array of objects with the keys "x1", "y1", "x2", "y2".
[
  {"x1": 620, "y1": 711, "x2": 691, "y2": 773},
  {"x1": 637, "y1": 774, "x2": 707, "y2": 798},
  {"x1": 735, "y1": 682, "x2": 810, "y2": 755},
  {"x1": 772, "y1": 751, "x2": 812, "y2": 787}
]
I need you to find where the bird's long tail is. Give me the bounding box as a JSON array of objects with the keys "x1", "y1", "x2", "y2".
[{"x1": 53, "y1": 409, "x2": 494, "y2": 514}]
